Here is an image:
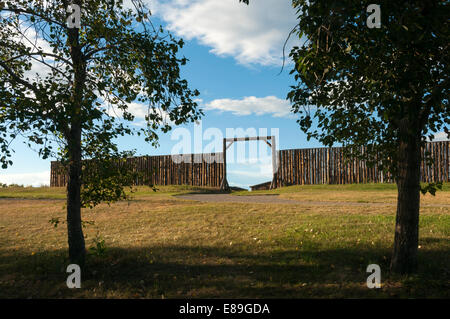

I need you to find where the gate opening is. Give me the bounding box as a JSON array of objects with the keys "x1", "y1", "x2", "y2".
[{"x1": 220, "y1": 136, "x2": 278, "y2": 191}]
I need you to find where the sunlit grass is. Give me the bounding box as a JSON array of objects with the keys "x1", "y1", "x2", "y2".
[
  {"x1": 0, "y1": 184, "x2": 218, "y2": 200},
  {"x1": 234, "y1": 183, "x2": 450, "y2": 205}
]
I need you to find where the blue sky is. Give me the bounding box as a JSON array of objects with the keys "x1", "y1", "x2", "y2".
[{"x1": 1, "y1": 0, "x2": 448, "y2": 188}]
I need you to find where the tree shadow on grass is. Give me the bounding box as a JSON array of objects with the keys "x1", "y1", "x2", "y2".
[{"x1": 0, "y1": 242, "x2": 448, "y2": 298}]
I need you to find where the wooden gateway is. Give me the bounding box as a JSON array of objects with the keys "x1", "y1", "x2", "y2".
[{"x1": 220, "y1": 136, "x2": 278, "y2": 191}]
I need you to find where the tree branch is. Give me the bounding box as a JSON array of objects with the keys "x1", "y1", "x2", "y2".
[
  {"x1": 0, "y1": 7, "x2": 66, "y2": 28},
  {"x1": 0, "y1": 60, "x2": 40, "y2": 95},
  {"x1": 419, "y1": 77, "x2": 449, "y2": 129},
  {"x1": 3, "y1": 52, "x2": 73, "y2": 67}
]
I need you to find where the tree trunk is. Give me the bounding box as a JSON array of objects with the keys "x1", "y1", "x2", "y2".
[
  {"x1": 390, "y1": 123, "x2": 421, "y2": 274},
  {"x1": 66, "y1": 19, "x2": 86, "y2": 267},
  {"x1": 66, "y1": 123, "x2": 85, "y2": 267}
]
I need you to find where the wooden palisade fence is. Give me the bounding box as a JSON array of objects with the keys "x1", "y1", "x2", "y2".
[
  {"x1": 51, "y1": 141, "x2": 449, "y2": 187},
  {"x1": 50, "y1": 153, "x2": 224, "y2": 187},
  {"x1": 275, "y1": 141, "x2": 449, "y2": 186}
]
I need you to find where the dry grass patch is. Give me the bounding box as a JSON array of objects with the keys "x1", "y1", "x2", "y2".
[{"x1": 238, "y1": 183, "x2": 450, "y2": 206}]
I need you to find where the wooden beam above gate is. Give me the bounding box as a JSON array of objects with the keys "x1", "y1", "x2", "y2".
[
  {"x1": 224, "y1": 136, "x2": 273, "y2": 142},
  {"x1": 225, "y1": 136, "x2": 273, "y2": 150}
]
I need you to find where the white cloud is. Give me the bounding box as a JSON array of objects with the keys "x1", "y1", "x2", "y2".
[
  {"x1": 0, "y1": 171, "x2": 50, "y2": 187},
  {"x1": 229, "y1": 164, "x2": 273, "y2": 179},
  {"x1": 429, "y1": 131, "x2": 450, "y2": 141},
  {"x1": 104, "y1": 101, "x2": 176, "y2": 127},
  {"x1": 205, "y1": 95, "x2": 292, "y2": 118},
  {"x1": 106, "y1": 102, "x2": 149, "y2": 119},
  {"x1": 154, "y1": 0, "x2": 299, "y2": 66}
]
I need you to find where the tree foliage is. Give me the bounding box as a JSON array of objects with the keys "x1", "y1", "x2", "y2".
[
  {"x1": 288, "y1": 0, "x2": 449, "y2": 178},
  {"x1": 0, "y1": 0, "x2": 202, "y2": 201}
]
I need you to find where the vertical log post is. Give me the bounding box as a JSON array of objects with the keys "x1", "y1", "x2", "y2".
[
  {"x1": 220, "y1": 138, "x2": 229, "y2": 191},
  {"x1": 270, "y1": 135, "x2": 277, "y2": 189}
]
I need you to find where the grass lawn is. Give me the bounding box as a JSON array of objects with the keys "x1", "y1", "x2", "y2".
[
  {"x1": 234, "y1": 182, "x2": 450, "y2": 205},
  {"x1": 0, "y1": 184, "x2": 449, "y2": 298}
]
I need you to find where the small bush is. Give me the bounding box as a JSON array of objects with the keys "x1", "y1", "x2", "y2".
[{"x1": 89, "y1": 233, "x2": 107, "y2": 257}]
